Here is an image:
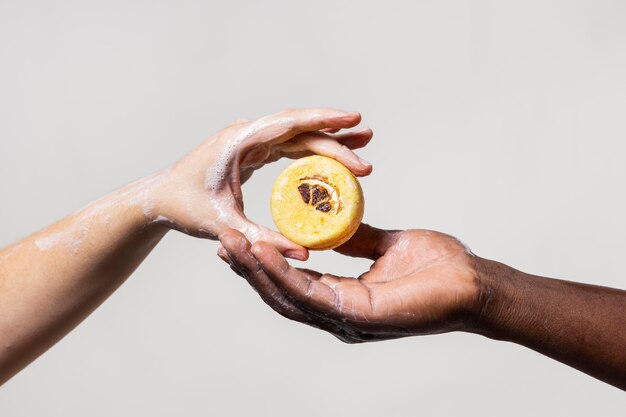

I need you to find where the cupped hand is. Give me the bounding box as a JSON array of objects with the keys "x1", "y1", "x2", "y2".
[
  {"x1": 218, "y1": 224, "x2": 481, "y2": 343},
  {"x1": 147, "y1": 109, "x2": 372, "y2": 260}
]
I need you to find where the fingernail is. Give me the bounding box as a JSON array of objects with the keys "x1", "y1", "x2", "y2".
[
  {"x1": 340, "y1": 112, "x2": 361, "y2": 123},
  {"x1": 357, "y1": 154, "x2": 372, "y2": 167},
  {"x1": 286, "y1": 250, "x2": 306, "y2": 261}
]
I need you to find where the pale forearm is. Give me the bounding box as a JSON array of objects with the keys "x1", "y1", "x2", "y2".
[
  {"x1": 0, "y1": 108, "x2": 370, "y2": 384},
  {"x1": 0, "y1": 176, "x2": 168, "y2": 383},
  {"x1": 472, "y1": 258, "x2": 626, "y2": 390}
]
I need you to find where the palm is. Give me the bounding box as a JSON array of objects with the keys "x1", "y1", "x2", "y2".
[
  {"x1": 331, "y1": 229, "x2": 478, "y2": 335},
  {"x1": 220, "y1": 225, "x2": 480, "y2": 343}
]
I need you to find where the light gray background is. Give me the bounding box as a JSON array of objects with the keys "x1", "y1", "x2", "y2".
[{"x1": 1, "y1": 0, "x2": 625, "y2": 415}]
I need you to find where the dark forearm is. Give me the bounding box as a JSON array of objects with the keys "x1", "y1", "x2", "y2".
[{"x1": 471, "y1": 258, "x2": 626, "y2": 390}]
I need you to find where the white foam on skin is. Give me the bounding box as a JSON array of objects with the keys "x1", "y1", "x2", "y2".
[
  {"x1": 148, "y1": 214, "x2": 192, "y2": 235},
  {"x1": 240, "y1": 222, "x2": 262, "y2": 242},
  {"x1": 152, "y1": 215, "x2": 172, "y2": 223},
  {"x1": 204, "y1": 126, "x2": 249, "y2": 191},
  {"x1": 35, "y1": 223, "x2": 90, "y2": 254},
  {"x1": 32, "y1": 112, "x2": 318, "y2": 253},
  {"x1": 200, "y1": 116, "x2": 298, "y2": 243},
  {"x1": 34, "y1": 234, "x2": 62, "y2": 251},
  {"x1": 197, "y1": 197, "x2": 233, "y2": 238},
  {"x1": 204, "y1": 115, "x2": 291, "y2": 191},
  {"x1": 34, "y1": 200, "x2": 112, "y2": 253},
  {"x1": 34, "y1": 172, "x2": 167, "y2": 253}
]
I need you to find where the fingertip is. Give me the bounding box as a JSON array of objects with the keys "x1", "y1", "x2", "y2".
[
  {"x1": 356, "y1": 126, "x2": 373, "y2": 143},
  {"x1": 251, "y1": 241, "x2": 289, "y2": 272},
  {"x1": 286, "y1": 249, "x2": 309, "y2": 261},
  {"x1": 334, "y1": 127, "x2": 373, "y2": 151},
  {"x1": 347, "y1": 156, "x2": 373, "y2": 177},
  {"x1": 349, "y1": 111, "x2": 362, "y2": 122},
  {"x1": 262, "y1": 230, "x2": 308, "y2": 260},
  {"x1": 219, "y1": 229, "x2": 249, "y2": 253},
  {"x1": 332, "y1": 144, "x2": 372, "y2": 178},
  {"x1": 250, "y1": 241, "x2": 275, "y2": 258},
  {"x1": 217, "y1": 246, "x2": 230, "y2": 264},
  {"x1": 285, "y1": 245, "x2": 308, "y2": 261},
  {"x1": 219, "y1": 228, "x2": 244, "y2": 241},
  {"x1": 340, "y1": 111, "x2": 362, "y2": 127},
  {"x1": 325, "y1": 109, "x2": 360, "y2": 126},
  {"x1": 354, "y1": 160, "x2": 373, "y2": 177},
  {"x1": 333, "y1": 222, "x2": 395, "y2": 260}
]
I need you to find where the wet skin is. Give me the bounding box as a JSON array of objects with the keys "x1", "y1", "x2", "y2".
[
  {"x1": 0, "y1": 108, "x2": 372, "y2": 384},
  {"x1": 220, "y1": 224, "x2": 626, "y2": 390}
]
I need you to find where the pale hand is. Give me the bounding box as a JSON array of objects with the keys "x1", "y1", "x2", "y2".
[{"x1": 147, "y1": 109, "x2": 373, "y2": 260}]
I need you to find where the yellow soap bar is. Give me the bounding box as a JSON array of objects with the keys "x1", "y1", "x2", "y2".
[{"x1": 271, "y1": 155, "x2": 364, "y2": 250}]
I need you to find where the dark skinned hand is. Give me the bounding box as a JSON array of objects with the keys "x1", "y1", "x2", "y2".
[{"x1": 218, "y1": 224, "x2": 479, "y2": 342}]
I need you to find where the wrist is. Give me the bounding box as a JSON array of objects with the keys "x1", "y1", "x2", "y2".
[
  {"x1": 131, "y1": 167, "x2": 210, "y2": 237},
  {"x1": 465, "y1": 257, "x2": 522, "y2": 340},
  {"x1": 111, "y1": 170, "x2": 173, "y2": 232}
]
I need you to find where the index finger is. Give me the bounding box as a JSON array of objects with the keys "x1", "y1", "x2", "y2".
[
  {"x1": 250, "y1": 241, "x2": 343, "y2": 315},
  {"x1": 237, "y1": 108, "x2": 362, "y2": 149},
  {"x1": 250, "y1": 241, "x2": 380, "y2": 323}
]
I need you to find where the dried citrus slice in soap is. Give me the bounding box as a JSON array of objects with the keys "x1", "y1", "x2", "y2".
[{"x1": 271, "y1": 155, "x2": 364, "y2": 250}]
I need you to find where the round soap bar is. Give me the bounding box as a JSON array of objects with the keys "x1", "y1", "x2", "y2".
[{"x1": 271, "y1": 155, "x2": 364, "y2": 250}]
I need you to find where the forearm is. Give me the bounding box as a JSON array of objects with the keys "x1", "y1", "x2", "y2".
[
  {"x1": 471, "y1": 258, "x2": 626, "y2": 390},
  {"x1": 0, "y1": 109, "x2": 369, "y2": 384},
  {"x1": 0, "y1": 175, "x2": 169, "y2": 384}
]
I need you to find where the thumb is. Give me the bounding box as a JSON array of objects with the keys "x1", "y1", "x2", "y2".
[
  {"x1": 334, "y1": 223, "x2": 397, "y2": 260},
  {"x1": 227, "y1": 212, "x2": 309, "y2": 261}
]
